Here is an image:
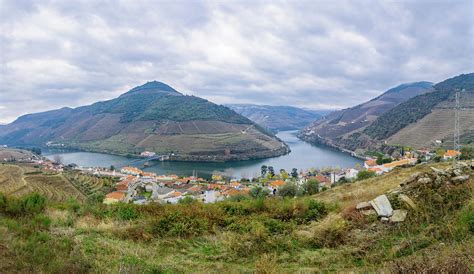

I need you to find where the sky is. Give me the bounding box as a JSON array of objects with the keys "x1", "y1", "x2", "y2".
[{"x1": 0, "y1": 0, "x2": 473, "y2": 124}]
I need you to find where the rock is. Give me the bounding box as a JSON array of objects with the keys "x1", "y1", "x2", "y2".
[
  {"x1": 451, "y1": 175, "x2": 470, "y2": 184},
  {"x1": 400, "y1": 172, "x2": 424, "y2": 186},
  {"x1": 369, "y1": 195, "x2": 393, "y2": 217},
  {"x1": 452, "y1": 169, "x2": 463, "y2": 177},
  {"x1": 356, "y1": 202, "x2": 372, "y2": 210},
  {"x1": 431, "y1": 167, "x2": 447, "y2": 175},
  {"x1": 381, "y1": 217, "x2": 389, "y2": 222},
  {"x1": 417, "y1": 177, "x2": 432, "y2": 184},
  {"x1": 399, "y1": 194, "x2": 417, "y2": 209},
  {"x1": 390, "y1": 209, "x2": 408, "y2": 222}
]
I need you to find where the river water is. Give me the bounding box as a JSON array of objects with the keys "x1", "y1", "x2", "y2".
[{"x1": 43, "y1": 131, "x2": 362, "y2": 179}]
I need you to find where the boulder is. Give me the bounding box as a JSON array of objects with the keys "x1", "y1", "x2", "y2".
[
  {"x1": 417, "y1": 177, "x2": 432, "y2": 184},
  {"x1": 369, "y1": 195, "x2": 393, "y2": 217},
  {"x1": 390, "y1": 209, "x2": 407, "y2": 222},
  {"x1": 400, "y1": 172, "x2": 424, "y2": 186},
  {"x1": 451, "y1": 175, "x2": 470, "y2": 184},
  {"x1": 399, "y1": 194, "x2": 417, "y2": 209},
  {"x1": 431, "y1": 167, "x2": 447, "y2": 176},
  {"x1": 356, "y1": 202, "x2": 372, "y2": 210},
  {"x1": 452, "y1": 169, "x2": 463, "y2": 177}
]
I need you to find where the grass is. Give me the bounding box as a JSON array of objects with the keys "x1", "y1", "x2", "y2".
[{"x1": 0, "y1": 161, "x2": 473, "y2": 272}]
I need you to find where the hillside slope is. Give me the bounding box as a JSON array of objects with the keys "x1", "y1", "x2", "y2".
[
  {"x1": 0, "y1": 81, "x2": 289, "y2": 161},
  {"x1": 298, "y1": 81, "x2": 433, "y2": 149},
  {"x1": 0, "y1": 161, "x2": 472, "y2": 272},
  {"x1": 227, "y1": 104, "x2": 322, "y2": 130},
  {"x1": 362, "y1": 73, "x2": 474, "y2": 149}
]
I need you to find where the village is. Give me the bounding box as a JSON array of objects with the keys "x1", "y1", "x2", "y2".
[{"x1": 1, "y1": 146, "x2": 463, "y2": 205}]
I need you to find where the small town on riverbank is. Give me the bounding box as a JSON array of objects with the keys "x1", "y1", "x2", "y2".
[{"x1": 1, "y1": 146, "x2": 466, "y2": 205}]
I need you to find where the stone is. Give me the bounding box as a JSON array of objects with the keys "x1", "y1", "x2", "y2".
[
  {"x1": 417, "y1": 177, "x2": 432, "y2": 184},
  {"x1": 399, "y1": 194, "x2": 417, "y2": 209},
  {"x1": 431, "y1": 167, "x2": 447, "y2": 175},
  {"x1": 452, "y1": 169, "x2": 463, "y2": 177},
  {"x1": 369, "y1": 195, "x2": 393, "y2": 217},
  {"x1": 400, "y1": 172, "x2": 424, "y2": 186},
  {"x1": 390, "y1": 209, "x2": 408, "y2": 222},
  {"x1": 451, "y1": 175, "x2": 470, "y2": 184},
  {"x1": 356, "y1": 201, "x2": 372, "y2": 210},
  {"x1": 381, "y1": 217, "x2": 389, "y2": 222}
]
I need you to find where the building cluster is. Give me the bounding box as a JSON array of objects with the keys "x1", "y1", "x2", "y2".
[{"x1": 103, "y1": 166, "x2": 256, "y2": 204}]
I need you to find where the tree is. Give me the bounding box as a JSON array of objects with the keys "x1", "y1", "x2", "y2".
[
  {"x1": 267, "y1": 166, "x2": 275, "y2": 178},
  {"x1": 279, "y1": 169, "x2": 288, "y2": 179},
  {"x1": 261, "y1": 165, "x2": 268, "y2": 177},
  {"x1": 301, "y1": 179, "x2": 319, "y2": 195},
  {"x1": 278, "y1": 182, "x2": 298, "y2": 197},
  {"x1": 356, "y1": 170, "x2": 376, "y2": 181},
  {"x1": 249, "y1": 186, "x2": 270, "y2": 199},
  {"x1": 291, "y1": 168, "x2": 298, "y2": 179},
  {"x1": 110, "y1": 165, "x2": 116, "y2": 171},
  {"x1": 376, "y1": 156, "x2": 392, "y2": 165}
]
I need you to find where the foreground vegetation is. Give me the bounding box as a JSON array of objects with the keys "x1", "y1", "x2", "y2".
[{"x1": 0, "y1": 162, "x2": 473, "y2": 272}]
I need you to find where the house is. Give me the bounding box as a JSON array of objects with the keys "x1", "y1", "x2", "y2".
[
  {"x1": 140, "y1": 151, "x2": 156, "y2": 157},
  {"x1": 103, "y1": 191, "x2": 126, "y2": 204},
  {"x1": 443, "y1": 150, "x2": 461, "y2": 160},
  {"x1": 230, "y1": 181, "x2": 242, "y2": 189},
  {"x1": 364, "y1": 159, "x2": 377, "y2": 169},
  {"x1": 368, "y1": 167, "x2": 384, "y2": 175},
  {"x1": 120, "y1": 166, "x2": 143, "y2": 176},
  {"x1": 204, "y1": 190, "x2": 223, "y2": 203},
  {"x1": 163, "y1": 191, "x2": 183, "y2": 204},
  {"x1": 382, "y1": 158, "x2": 417, "y2": 171},
  {"x1": 152, "y1": 187, "x2": 175, "y2": 200},
  {"x1": 269, "y1": 180, "x2": 285, "y2": 188}
]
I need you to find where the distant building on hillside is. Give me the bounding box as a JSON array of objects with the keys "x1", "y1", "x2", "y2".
[{"x1": 443, "y1": 150, "x2": 461, "y2": 160}]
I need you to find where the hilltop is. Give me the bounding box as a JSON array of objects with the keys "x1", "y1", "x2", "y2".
[
  {"x1": 227, "y1": 104, "x2": 323, "y2": 131},
  {"x1": 0, "y1": 82, "x2": 289, "y2": 161},
  {"x1": 298, "y1": 81, "x2": 433, "y2": 150}
]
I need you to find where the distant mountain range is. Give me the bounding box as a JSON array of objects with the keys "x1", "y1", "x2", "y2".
[
  {"x1": 299, "y1": 73, "x2": 474, "y2": 152},
  {"x1": 226, "y1": 104, "x2": 324, "y2": 131},
  {"x1": 0, "y1": 81, "x2": 289, "y2": 161}
]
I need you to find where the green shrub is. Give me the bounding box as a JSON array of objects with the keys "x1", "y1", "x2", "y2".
[
  {"x1": 278, "y1": 182, "x2": 298, "y2": 197},
  {"x1": 113, "y1": 203, "x2": 139, "y2": 221}
]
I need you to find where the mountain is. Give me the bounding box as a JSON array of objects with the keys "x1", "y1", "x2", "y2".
[
  {"x1": 226, "y1": 104, "x2": 323, "y2": 131},
  {"x1": 0, "y1": 81, "x2": 289, "y2": 161},
  {"x1": 298, "y1": 81, "x2": 434, "y2": 149},
  {"x1": 365, "y1": 73, "x2": 474, "y2": 149}
]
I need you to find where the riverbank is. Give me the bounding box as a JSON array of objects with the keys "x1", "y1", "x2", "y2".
[{"x1": 43, "y1": 131, "x2": 363, "y2": 179}]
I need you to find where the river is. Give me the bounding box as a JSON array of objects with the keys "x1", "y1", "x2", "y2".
[{"x1": 43, "y1": 130, "x2": 362, "y2": 179}]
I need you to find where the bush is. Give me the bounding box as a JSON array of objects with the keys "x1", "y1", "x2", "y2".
[
  {"x1": 356, "y1": 170, "x2": 376, "y2": 181},
  {"x1": 301, "y1": 179, "x2": 319, "y2": 195},
  {"x1": 113, "y1": 203, "x2": 139, "y2": 221},
  {"x1": 250, "y1": 186, "x2": 270, "y2": 199},
  {"x1": 278, "y1": 182, "x2": 298, "y2": 197}
]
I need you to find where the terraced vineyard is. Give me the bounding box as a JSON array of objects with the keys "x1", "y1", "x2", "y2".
[
  {"x1": 0, "y1": 164, "x2": 86, "y2": 202},
  {"x1": 63, "y1": 173, "x2": 115, "y2": 198}
]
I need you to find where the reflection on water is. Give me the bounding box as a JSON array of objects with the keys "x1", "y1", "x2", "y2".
[{"x1": 44, "y1": 131, "x2": 362, "y2": 179}]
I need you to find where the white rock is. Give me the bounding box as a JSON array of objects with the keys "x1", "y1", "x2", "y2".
[
  {"x1": 390, "y1": 209, "x2": 408, "y2": 222},
  {"x1": 369, "y1": 194, "x2": 393, "y2": 217},
  {"x1": 356, "y1": 201, "x2": 372, "y2": 210}
]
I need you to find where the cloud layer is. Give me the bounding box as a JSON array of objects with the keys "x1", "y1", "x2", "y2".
[{"x1": 1, "y1": 0, "x2": 473, "y2": 123}]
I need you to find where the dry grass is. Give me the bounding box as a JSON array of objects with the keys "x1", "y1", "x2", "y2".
[{"x1": 314, "y1": 162, "x2": 451, "y2": 210}]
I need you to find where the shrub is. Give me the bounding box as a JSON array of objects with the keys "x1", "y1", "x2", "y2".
[
  {"x1": 301, "y1": 179, "x2": 319, "y2": 195},
  {"x1": 113, "y1": 203, "x2": 139, "y2": 221},
  {"x1": 278, "y1": 182, "x2": 298, "y2": 197},
  {"x1": 356, "y1": 170, "x2": 376, "y2": 181},
  {"x1": 250, "y1": 186, "x2": 270, "y2": 199}
]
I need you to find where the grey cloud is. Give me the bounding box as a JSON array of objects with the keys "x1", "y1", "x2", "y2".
[{"x1": 0, "y1": 0, "x2": 473, "y2": 123}]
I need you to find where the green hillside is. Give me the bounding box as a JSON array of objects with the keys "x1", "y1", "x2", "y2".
[
  {"x1": 364, "y1": 73, "x2": 474, "y2": 141},
  {"x1": 0, "y1": 161, "x2": 472, "y2": 272},
  {"x1": 0, "y1": 82, "x2": 288, "y2": 161}
]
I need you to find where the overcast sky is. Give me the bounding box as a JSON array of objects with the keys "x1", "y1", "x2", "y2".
[{"x1": 0, "y1": 0, "x2": 473, "y2": 123}]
